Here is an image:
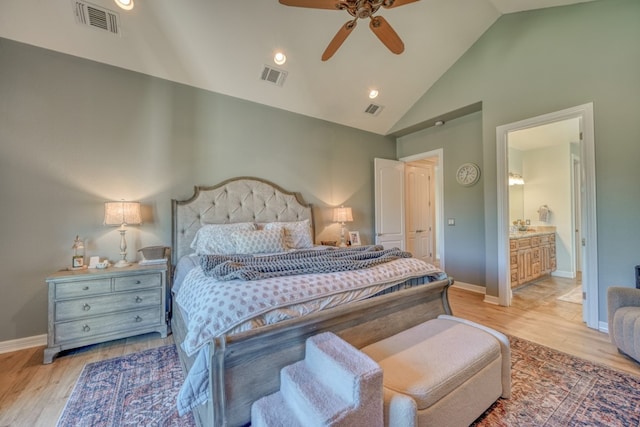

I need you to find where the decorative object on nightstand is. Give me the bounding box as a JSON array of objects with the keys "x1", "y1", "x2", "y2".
[
  {"x1": 348, "y1": 230, "x2": 361, "y2": 246},
  {"x1": 104, "y1": 200, "x2": 142, "y2": 268},
  {"x1": 333, "y1": 205, "x2": 353, "y2": 247},
  {"x1": 138, "y1": 246, "x2": 170, "y2": 265},
  {"x1": 44, "y1": 262, "x2": 169, "y2": 364},
  {"x1": 71, "y1": 235, "x2": 85, "y2": 270}
]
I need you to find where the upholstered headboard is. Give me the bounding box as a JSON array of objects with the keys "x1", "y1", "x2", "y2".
[{"x1": 171, "y1": 177, "x2": 314, "y2": 264}]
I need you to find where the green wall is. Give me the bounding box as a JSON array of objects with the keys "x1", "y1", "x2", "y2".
[
  {"x1": 392, "y1": 0, "x2": 640, "y2": 322},
  {"x1": 398, "y1": 111, "x2": 486, "y2": 286},
  {"x1": 0, "y1": 38, "x2": 395, "y2": 343}
]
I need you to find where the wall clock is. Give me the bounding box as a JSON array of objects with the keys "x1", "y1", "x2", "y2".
[{"x1": 456, "y1": 162, "x2": 481, "y2": 186}]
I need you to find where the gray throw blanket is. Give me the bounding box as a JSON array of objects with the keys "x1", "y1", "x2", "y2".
[{"x1": 200, "y1": 245, "x2": 413, "y2": 281}]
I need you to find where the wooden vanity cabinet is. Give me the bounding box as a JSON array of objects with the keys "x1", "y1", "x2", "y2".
[{"x1": 510, "y1": 233, "x2": 556, "y2": 288}]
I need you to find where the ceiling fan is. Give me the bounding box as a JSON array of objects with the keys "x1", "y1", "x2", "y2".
[{"x1": 279, "y1": 0, "x2": 419, "y2": 61}]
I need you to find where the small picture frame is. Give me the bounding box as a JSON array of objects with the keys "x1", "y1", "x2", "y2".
[
  {"x1": 72, "y1": 255, "x2": 84, "y2": 268},
  {"x1": 348, "y1": 231, "x2": 361, "y2": 246}
]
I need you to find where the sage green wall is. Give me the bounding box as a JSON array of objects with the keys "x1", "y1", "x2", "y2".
[
  {"x1": 392, "y1": 0, "x2": 640, "y2": 322},
  {"x1": 0, "y1": 38, "x2": 394, "y2": 343},
  {"x1": 398, "y1": 112, "x2": 486, "y2": 286}
]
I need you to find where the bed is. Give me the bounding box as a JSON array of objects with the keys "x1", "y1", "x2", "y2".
[{"x1": 170, "y1": 177, "x2": 453, "y2": 427}]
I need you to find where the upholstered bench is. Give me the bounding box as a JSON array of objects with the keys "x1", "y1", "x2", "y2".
[{"x1": 361, "y1": 315, "x2": 511, "y2": 427}]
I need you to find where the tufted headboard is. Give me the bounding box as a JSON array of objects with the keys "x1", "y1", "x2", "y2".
[{"x1": 171, "y1": 177, "x2": 314, "y2": 264}]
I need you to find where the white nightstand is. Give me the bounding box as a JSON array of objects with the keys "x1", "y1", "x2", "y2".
[{"x1": 44, "y1": 262, "x2": 169, "y2": 364}]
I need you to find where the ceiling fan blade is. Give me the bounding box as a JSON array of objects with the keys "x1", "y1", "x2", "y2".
[
  {"x1": 381, "y1": 0, "x2": 420, "y2": 8},
  {"x1": 369, "y1": 15, "x2": 404, "y2": 54},
  {"x1": 322, "y1": 20, "x2": 357, "y2": 61},
  {"x1": 279, "y1": 0, "x2": 343, "y2": 10}
]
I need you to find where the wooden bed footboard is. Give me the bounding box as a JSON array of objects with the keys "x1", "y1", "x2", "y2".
[{"x1": 201, "y1": 277, "x2": 453, "y2": 427}]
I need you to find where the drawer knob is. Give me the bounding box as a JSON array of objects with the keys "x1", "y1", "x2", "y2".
[
  {"x1": 135, "y1": 280, "x2": 141, "y2": 284},
  {"x1": 135, "y1": 316, "x2": 143, "y2": 322},
  {"x1": 83, "y1": 286, "x2": 89, "y2": 291},
  {"x1": 83, "y1": 303, "x2": 91, "y2": 311},
  {"x1": 135, "y1": 296, "x2": 143, "y2": 303},
  {"x1": 83, "y1": 324, "x2": 90, "y2": 332}
]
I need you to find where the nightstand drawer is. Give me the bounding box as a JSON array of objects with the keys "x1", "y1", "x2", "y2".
[
  {"x1": 114, "y1": 273, "x2": 161, "y2": 291},
  {"x1": 55, "y1": 278, "x2": 111, "y2": 299},
  {"x1": 55, "y1": 289, "x2": 161, "y2": 321},
  {"x1": 55, "y1": 307, "x2": 161, "y2": 343}
]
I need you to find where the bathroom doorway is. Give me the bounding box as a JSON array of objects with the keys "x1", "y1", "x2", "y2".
[{"x1": 496, "y1": 103, "x2": 598, "y2": 329}]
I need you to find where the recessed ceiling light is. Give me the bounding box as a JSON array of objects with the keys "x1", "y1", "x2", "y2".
[
  {"x1": 369, "y1": 89, "x2": 379, "y2": 99},
  {"x1": 274, "y1": 52, "x2": 287, "y2": 65},
  {"x1": 114, "y1": 0, "x2": 134, "y2": 10}
]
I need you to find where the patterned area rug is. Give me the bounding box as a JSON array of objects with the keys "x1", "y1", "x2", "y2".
[
  {"x1": 472, "y1": 335, "x2": 640, "y2": 426},
  {"x1": 59, "y1": 337, "x2": 640, "y2": 427},
  {"x1": 57, "y1": 345, "x2": 195, "y2": 427}
]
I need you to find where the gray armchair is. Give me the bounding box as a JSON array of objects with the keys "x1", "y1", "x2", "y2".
[{"x1": 607, "y1": 286, "x2": 640, "y2": 363}]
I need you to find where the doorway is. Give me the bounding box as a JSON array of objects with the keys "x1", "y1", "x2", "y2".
[
  {"x1": 374, "y1": 150, "x2": 445, "y2": 270},
  {"x1": 496, "y1": 103, "x2": 598, "y2": 329}
]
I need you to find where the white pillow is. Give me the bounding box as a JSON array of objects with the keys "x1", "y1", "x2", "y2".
[
  {"x1": 232, "y1": 229, "x2": 287, "y2": 254},
  {"x1": 190, "y1": 222, "x2": 256, "y2": 255},
  {"x1": 264, "y1": 219, "x2": 314, "y2": 249}
]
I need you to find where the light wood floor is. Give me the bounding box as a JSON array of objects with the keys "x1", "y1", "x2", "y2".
[{"x1": 1, "y1": 280, "x2": 639, "y2": 426}]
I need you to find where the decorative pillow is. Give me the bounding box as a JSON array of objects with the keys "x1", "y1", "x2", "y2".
[
  {"x1": 232, "y1": 229, "x2": 287, "y2": 254},
  {"x1": 190, "y1": 222, "x2": 256, "y2": 255},
  {"x1": 264, "y1": 219, "x2": 314, "y2": 249}
]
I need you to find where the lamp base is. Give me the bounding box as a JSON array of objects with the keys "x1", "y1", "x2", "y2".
[{"x1": 113, "y1": 259, "x2": 131, "y2": 268}]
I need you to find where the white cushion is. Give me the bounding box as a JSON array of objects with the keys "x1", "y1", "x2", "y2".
[
  {"x1": 190, "y1": 222, "x2": 256, "y2": 255},
  {"x1": 264, "y1": 219, "x2": 313, "y2": 249},
  {"x1": 232, "y1": 229, "x2": 287, "y2": 254}
]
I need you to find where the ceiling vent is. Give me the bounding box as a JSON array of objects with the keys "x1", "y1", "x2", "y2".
[
  {"x1": 260, "y1": 65, "x2": 287, "y2": 87},
  {"x1": 364, "y1": 103, "x2": 384, "y2": 116},
  {"x1": 72, "y1": 1, "x2": 121, "y2": 36}
]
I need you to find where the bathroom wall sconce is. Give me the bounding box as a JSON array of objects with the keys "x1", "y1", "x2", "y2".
[{"x1": 508, "y1": 172, "x2": 525, "y2": 186}]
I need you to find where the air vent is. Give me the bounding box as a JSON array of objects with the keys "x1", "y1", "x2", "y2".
[
  {"x1": 73, "y1": 1, "x2": 121, "y2": 35},
  {"x1": 260, "y1": 65, "x2": 287, "y2": 87},
  {"x1": 364, "y1": 103, "x2": 384, "y2": 116}
]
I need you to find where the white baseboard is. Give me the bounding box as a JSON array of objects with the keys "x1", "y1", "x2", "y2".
[
  {"x1": 451, "y1": 281, "x2": 501, "y2": 305},
  {"x1": 451, "y1": 281, "x2": 485, "y2": 294},
  {"x1": 0, "y1": 334, "x2": 47, "y2": 354},
  {"x1": 552, "y1": 270, "x2": 575, "y2": 279},
  {"x1": 599, "y1": 321, "x2": 609, "y2": 334}
]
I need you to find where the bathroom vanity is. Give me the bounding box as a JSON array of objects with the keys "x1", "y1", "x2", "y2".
[{"x1": 509, "y1": 230, "x2": 557, "y2": 288}]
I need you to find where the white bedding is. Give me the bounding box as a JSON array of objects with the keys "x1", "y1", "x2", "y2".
[{"x1": 172, "y1": 251, "x2": 447, "y2": 415}]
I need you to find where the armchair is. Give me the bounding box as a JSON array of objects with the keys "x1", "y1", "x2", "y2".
[{"x1": 607, "y1": 286, "x2": 640, "y2": 363}]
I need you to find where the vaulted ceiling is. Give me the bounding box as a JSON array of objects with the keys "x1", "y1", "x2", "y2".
[{"x1": 0, "y1": 0, "x2": 595, "y2": 135}]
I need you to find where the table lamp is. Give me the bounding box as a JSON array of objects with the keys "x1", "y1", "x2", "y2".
[
  {"x1": 332, "y1": 206, "x2": 353, "y2": 247},
  {"x1": 104, "y1": 200, "x2": 141, "y2": 267}
]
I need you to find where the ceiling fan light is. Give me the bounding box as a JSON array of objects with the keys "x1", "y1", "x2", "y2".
[
  {"x1": 369, "y1": 89, "x2": 379, "y2": 99},
  {"x1": 114, "y1": 0, "x2": 134, "y2": 10},
  {"x1": 274, "y1": 52, "x2": 287, "y2": 65}
]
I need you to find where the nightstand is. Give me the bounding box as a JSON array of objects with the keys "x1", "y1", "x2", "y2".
[{"x1": 44, "y1": 262, "x2": 169, "y2": 364}]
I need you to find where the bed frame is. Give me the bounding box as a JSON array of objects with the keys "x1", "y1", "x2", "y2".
[{"x1": 171, "y1": 177, "x2": 453, "y2": 427}]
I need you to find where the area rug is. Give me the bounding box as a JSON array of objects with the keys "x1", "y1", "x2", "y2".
[
  {"x1": 57, "y1": 345, "x2": 195, "y2": 427},
  {"x1": 59, "y1": 338, "x2": 640, "y2": 427},
  {"x1": 557, "y1": 286, "x2": 583, "y2": 304},
  {"x1": 472, "y1": 335, "x2": 640, "y2": 426}
]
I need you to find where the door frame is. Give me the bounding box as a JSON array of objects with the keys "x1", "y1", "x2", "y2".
[
  {"x1": 495, "y1": 103, "x2": 598, "y2": 329},
  {"x1": 400, "y1": 149, "x2": 445, "y2": 271}
]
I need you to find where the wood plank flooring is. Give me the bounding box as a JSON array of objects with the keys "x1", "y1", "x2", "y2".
[{"x1": 1, "y1": 278, "x2": 639, "y2": 426}]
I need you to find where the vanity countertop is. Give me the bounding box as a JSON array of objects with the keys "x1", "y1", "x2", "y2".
[{"x1": 509, "y1": 226, "x2": 556, "y2": 239}]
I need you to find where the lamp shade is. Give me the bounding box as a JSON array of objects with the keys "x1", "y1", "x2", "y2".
[
  {"x1": 104, "y1": 201, "x2": 142, "y2": 226},
  {"x1": 332, "y1": 206, "x2": 353, "y2": 223}
]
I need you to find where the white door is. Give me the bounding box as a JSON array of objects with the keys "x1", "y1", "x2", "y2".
[
  {"x1": 405, "y1": 164, "x2": 434, "y2": 262},
  {"x1": 374, "y1": 158, "x2": 405, "y2": 249}
]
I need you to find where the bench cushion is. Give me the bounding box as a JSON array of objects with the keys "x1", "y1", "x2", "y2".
[{"x1": 361, "y1": 318, "x2": 501, "y2": 410}]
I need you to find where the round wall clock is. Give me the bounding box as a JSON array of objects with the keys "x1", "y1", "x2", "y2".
[{"x1": 456, "y1": 162, "x2": 481, "y2": 186}]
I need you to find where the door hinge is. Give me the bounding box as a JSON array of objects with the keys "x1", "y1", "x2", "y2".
[
  {"x1": 582, "y1": 291, "x2": 586, "y2": 300},
  {"x1": 581, "y1": 238, "x2": 586, "y2": 246}
]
